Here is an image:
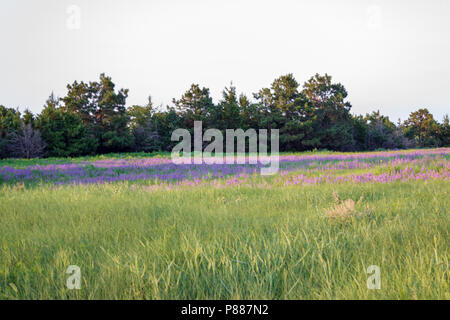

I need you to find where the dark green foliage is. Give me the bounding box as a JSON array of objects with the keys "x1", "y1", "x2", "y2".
[
  {"x1": 360, "y1": 111, "x2": 412, "y2": 150},
  {"x1": 1, "y1": 73, "x2": 447, "y2": 158},
  {"x1": 301, "y1": 73, "x2": 355, "y2": 151},
  {"x1": 439, "y1": 114, "x2": 450, "y2": 147},
  {"x1": 0, "y1": 106, "x2": 22, "y2": 158},
  {"x1": 403, "y1": 108, "x2": 441, "y2": 147},
  {"x1": 151, "y1": 108, "x2": 181, "y2": 151},
  {"x1": 22, "y1": 109, "x2": 35, "y2": 126},
  {"x1": 128, "y1": 98, "x2": 153, "y2": 130},
  {"x1": 128, "y1": 97, "x2": 161, "y2": 152},
  {"x1": 217, "y1": 84, "x2": 242, "y2": 131},
  {"x1": 254, "y1": 74, "x2": 310, "y2": 150},
  {"x1": 173, "y1": 84, "x2": 216, "y2": 128},
  {"x1": 37, "y1": 94, "x2": 97, "y2": 157},
  {"x1": 62, "y1": 74, "x2": 134, "y2": 153}
]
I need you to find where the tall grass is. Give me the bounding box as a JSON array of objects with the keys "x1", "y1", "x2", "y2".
[{"x1": 1, "y1": 179, "x2": 448, "y2": 299}]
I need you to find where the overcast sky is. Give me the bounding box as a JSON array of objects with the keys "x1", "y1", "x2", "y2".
[{"x1": 0, "y1": 0, "x2": 449, "y2": 121}]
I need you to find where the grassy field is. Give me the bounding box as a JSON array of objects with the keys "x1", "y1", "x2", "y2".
[{"x1": 0, "y1": 150, "x2": 449, "y2": 299}]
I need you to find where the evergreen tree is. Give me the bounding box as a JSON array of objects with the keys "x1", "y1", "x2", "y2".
[
  {"x1": 0, "y1": 106, "x2": 21, "y2": 158},
  {"x1": 217, "y1": 83, "x2": 242, "y2": 130},
  {"x1": 152, "y1": 107, "x2": 181, "y2": 151},
  {"x1": 439, "y1": 114, "x2": 450, "y2": 147},
  {"x1": 403, "y1": 108, "x2": 441, "y2": 147},
  {"x1": 62, "y1": 74, "x2": 134, "y2": 153},
  {"x1": 37, "y1": 94, "x2": 96, "y2": 157},
  {"x1": 22, "y1": 109, "x2": 35, "y2": 126},
  {"x1": 173, "y1": 84, "x2": 216, "y2": 128},
  {"x1": 128, "y1": 97, "x2": 160, "y2": 152},
  {"x1": 302, "y1": 73, "x2": 354, "y2": 150}
]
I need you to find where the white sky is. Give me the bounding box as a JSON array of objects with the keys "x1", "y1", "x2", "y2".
[{"x1": 0, "y1": 0, "x2": 449, "y2": 121}]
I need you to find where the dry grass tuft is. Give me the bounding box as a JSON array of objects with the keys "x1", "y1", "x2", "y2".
[{"x1": 325, "y1": 192, "x2": 372, "y2": 221}]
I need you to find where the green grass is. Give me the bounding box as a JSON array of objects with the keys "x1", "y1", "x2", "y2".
[
  {"x1": 1, "y1": 179, "x2": 448, "y2": 299},
  {"x1": 0, "y1": 148, "x2": 365, "y2": 168},
  {"x1": 0, "y1": 151, "x2": 171, "y2": 168}
]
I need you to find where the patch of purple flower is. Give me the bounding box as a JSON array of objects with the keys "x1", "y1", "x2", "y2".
[{"x1": 0, "y1": 148, "x2": 449, "y2": 188}]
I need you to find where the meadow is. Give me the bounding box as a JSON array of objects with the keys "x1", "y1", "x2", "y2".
[{"x1": 0, "y1": 148, "x2": 449, "y2": 299}]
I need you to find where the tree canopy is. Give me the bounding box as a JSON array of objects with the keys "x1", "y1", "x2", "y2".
[{"x1": 1, "y1": 73, "x2": 448, "y2": 158}]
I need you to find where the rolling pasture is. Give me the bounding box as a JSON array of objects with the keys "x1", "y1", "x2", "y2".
[{"x1": 0, "y1": 149, "x2": 449, "y2": 299}]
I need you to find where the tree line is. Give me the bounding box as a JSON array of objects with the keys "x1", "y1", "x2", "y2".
[{"x1": 1, "y1": 73, "x2": 449, "y2": 158}]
